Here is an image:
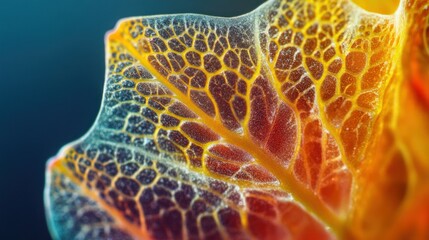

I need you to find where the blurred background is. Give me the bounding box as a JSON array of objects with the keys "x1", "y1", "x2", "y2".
[{"x1": 0, "y1": 0, "x2": 264, "y2": 238}]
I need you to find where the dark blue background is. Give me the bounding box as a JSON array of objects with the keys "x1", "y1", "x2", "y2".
[{"x1": 0, "y1": 0, "x2": 264, "y2": 239}]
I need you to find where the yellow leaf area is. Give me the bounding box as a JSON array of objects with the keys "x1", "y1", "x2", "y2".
[{"x1": 44, "y1": 0, "x2": 429, "y2": 239}]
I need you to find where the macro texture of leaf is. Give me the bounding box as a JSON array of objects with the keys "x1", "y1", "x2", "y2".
[{"x1": 45, "y1": 0, "x2": 429, "y2": 239}]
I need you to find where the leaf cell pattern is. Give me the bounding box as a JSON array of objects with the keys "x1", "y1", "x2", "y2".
[{"x1": 45, "y1": 0, "x2": 429, "y2": 239}]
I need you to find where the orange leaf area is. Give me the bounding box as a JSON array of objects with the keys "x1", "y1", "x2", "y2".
[{"x1": 45, "y1": 0, "x2": 429, "y2": 239}]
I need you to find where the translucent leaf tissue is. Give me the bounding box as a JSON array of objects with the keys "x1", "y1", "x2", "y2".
[{"x1": 45, "y1": 0, "x2": 429, "y2": 239}]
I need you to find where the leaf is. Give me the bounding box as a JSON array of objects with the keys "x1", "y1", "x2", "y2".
[{"x1": 44, "y1": 0, "x2": 429, "y2": 239}]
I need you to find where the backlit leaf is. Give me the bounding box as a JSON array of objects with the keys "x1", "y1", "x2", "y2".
[{"x1": 45, "y1": 0, "x2": 429, "y2": 239}]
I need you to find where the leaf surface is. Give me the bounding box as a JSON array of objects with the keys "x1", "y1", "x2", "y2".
[{"x1": 45, "y1": 0, "x2": 429, "y2": 239}]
